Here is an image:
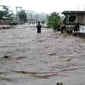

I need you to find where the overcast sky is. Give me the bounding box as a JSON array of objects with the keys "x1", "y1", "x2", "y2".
[{"x1": 0, "y1": 0, "x2": 85, "y2": 13}]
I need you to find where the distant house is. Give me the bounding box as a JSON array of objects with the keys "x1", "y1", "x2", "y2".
[
  {"x1": 62, "y1": 11, "x2": 85, "y2": 25},
  {"x1": 0, "y1": 17, "x2": 13, "y2": 25}
]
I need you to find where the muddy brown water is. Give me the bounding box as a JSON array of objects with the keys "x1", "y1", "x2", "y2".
[{"x1": 0, "y1": 24, "x2": 85, "y2": 85}]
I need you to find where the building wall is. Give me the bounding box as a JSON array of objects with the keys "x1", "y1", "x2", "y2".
[
  {"x1": 0, "y1": 20, "x2": 8, "y2": 25},
  {"x1": 77, "y1": 15, "x2": 84, "y2": 24},
  {"x1": 65, "y1": 14, "x2": 85, "y2": 25},
  {"x1": 84, "y1": 15, "x2": 85, "y2": 24}
]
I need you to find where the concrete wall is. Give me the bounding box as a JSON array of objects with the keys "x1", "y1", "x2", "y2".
[
  {"x1": 65, "y1": 14, "x2": 85, "y2": 25},
  {"x1": 0, "y1": 20, "x2": 9, "y2": 25},
  {"x1": 77, "y1": 15, "x2": 84, "y2": 24}
]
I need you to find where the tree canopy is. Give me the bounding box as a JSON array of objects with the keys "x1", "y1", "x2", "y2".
[
  {"x1": 18, "y1": 10, "x2": 27, "y2": 23},
  {"x1": 0, "y1": 5, "x2": 13, "y2": 19},
  {"x1": 41, "y1": 20, "x2": 45, "y2": 25},
  {"x1": 47, "y1": 12, "x2": 61, "y2": 30},
  {"x1": 0, "y1": 11, "x2": 4, "y2": 19}
]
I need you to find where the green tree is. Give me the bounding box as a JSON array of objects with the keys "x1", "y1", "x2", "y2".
[
  {"x1": 1, "y1": 5, "x2": 13, "y2": 18},
  {"x1": 41, "y1": 20, "x2": 45, "y2": 25},
  {"x1": 47, "y1": 12, "x2": 61, "y2": 30},
  {"x1": 18, "y1": 10, "x2": 27, "y2": 23},
  {"x1": 0, "y1": 11, "x2": 4, "y2": 19}
]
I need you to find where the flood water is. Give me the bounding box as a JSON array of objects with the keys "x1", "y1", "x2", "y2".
[{"x1": 0, "y1": 24, "x2": 85, "y2": 85}]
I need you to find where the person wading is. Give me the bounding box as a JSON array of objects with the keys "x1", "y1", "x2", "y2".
[{"x1": 36, "y1": 21, "x2": 42, "y2": 33}]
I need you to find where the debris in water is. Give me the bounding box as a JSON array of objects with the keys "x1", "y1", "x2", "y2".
[
  {"x1": 49, "y1": 52, "x2": 56, "y2": 56},
  {"x1": 0, "y1": 77, "x2": 15, "y2": 82},
  {"x1": 0, "y1": 56, "x2": 12, "y2": 61},
  {"x1": 16, "y1": 56, "x2": 26, "y2": 60},
  {"x1": 0, "y1": 55, "x2": 21, "y2": 63},
  {"x1": 66, "y1": 58, "x2": 71, "y2": 61},
  {"x1": 57, "y1": 82, "x2": 63, "y2": 85},
  {"x1": 74, "y1": 50, "x2": 77, "y2": 52},
  {"x1": 13, "y1": 67, "x2": 84, "y2": 78}
]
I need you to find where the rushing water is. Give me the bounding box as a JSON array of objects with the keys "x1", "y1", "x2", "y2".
[{"x1": 0, "y1": 24, "x2": 85, "y2": 85}]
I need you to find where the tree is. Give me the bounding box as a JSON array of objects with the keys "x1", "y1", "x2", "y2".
[
  {"x1": 18, "y1": 10, "x2": 27, "y2": 23},
  {"x1": 41, "y1": 20, "x2": 45, "y2": 25},
  {"x1": 47, "y1": 12, "x2": 61, "y2": 30},
  {"x1": 0, "y1": 11, "x2": 4, "y2": 19},
  {"x1": 0, "y1": 5, "x2": 13, "y2": 19},
  {"x1": 1, "y1": 5, "x2": 13, "y2": 18}
]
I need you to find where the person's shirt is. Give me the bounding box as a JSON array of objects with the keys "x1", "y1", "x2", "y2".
[{"x1": 36, "y1": 24, "x2": 42, "y2": 29}]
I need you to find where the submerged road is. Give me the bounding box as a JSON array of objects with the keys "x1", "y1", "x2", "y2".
[{"x1": 0, "y1": 24, "x2": 85, "y2": 85}]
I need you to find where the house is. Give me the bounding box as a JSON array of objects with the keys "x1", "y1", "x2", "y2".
[
  {"x1": 62, "y1": 11, "x2": 85, "y2": 34},
  {"x1": 0, "y1": 17, "x2": 13, "y2": 25},
  {"x1": 62, "y1": 11, "x2": 85, "y2": 25}
]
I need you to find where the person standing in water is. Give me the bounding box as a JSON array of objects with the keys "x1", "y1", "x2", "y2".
[{"x1": 36, "y1": 21, "x2": 42, "y2": 33}]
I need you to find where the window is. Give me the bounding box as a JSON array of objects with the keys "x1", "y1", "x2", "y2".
[{"x1": 69, "y1": 16, "x2": 76, "y2": 22}]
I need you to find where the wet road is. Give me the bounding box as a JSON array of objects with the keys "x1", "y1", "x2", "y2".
[{"x1": 0, "y1": 24, "x2": 85, "y2": 85}]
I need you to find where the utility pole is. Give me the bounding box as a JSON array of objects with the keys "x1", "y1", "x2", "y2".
[
  {"x1": 16, "y1": 6, "x2": 22, "y2": 21},
  {"x1": 78, "y1": 4, "x2": 79, "y2": 23},
  {"x1": 36, "y1": 14, "x2": 38, "y2": 23},
  {"x1": 20, "y1": 7, "x2": 22, "y2": 11},
  {"x1": 30, "y1": 13, "x2": 32, "y2": 23},
  {"x1": 16, "y1": 7, "x2": 18, "y2": 20}
]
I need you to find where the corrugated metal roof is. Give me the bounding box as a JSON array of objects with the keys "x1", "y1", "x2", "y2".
[{"x1": 62, "y1": 11, "x2": 85, "y2": 14}]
